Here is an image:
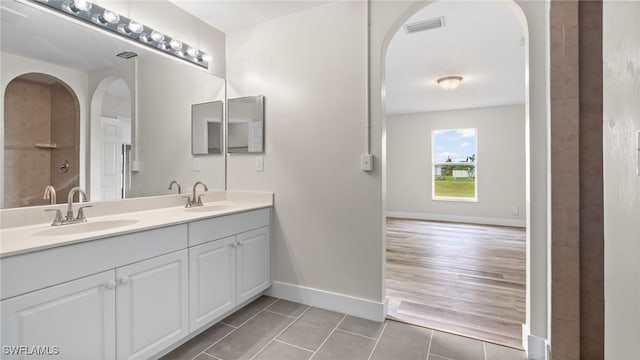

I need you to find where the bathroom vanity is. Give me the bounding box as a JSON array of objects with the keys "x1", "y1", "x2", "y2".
[{"x1": 0, "y1": 191, "x2": 272, "y2": 360}]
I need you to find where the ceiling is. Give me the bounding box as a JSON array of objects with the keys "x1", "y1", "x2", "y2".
[
  {"x1": 2, "y1": 0, "x2": 525, "y2": 116},
  {"x1": 168, "y1": 0, "x2": 330, "y2": 33},
  {"x1": 385, "y1": 1, "x2": 525, "y2": 114}
]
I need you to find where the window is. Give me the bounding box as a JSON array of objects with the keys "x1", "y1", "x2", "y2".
[{"x1": 432, "y1": 128, "x2": 477, "y2": 201}]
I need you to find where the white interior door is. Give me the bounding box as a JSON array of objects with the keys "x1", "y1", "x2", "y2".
[{"x1": 100, "y1": 117, "x2": 123, "y2": 201}]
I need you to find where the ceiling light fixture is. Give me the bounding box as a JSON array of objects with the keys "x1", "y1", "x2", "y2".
[
  {"x1": 437, "y1": 76, "x2": 463, "y2": 90},
  {"x1": 29, "y1": 0, "x2": 210, "y2": 69}
]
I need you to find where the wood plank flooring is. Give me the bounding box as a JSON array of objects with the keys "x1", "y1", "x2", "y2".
[{"x1": 385, "y1": 218, "x2": 526, "y2": 349}]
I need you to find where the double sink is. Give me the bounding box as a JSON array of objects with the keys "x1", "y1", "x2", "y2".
[{"x1": 33, "y1": 203, "x2": 240, "y2": 237}]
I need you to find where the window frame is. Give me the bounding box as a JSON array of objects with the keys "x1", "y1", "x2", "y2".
[{"x1": 431, "y1": 128, "x2": 478, "y2": 202}]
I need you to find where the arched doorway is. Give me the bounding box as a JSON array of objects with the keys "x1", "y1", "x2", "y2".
[
  {"x1": 3, "y1": 73, "x2": 80, "y2": 208},
  {"x1": 90, "y1": 77, "x2": 132, "y2": 201},
  {"x1": 381, "y1": 0, "x2": 531, "y2": 350}
]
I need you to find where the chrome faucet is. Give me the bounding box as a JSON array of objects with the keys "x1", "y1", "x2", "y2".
[
  {"x1": 185, "y1": 181, "x2": 208, "y2": 207},
  {"x1": 168, "y1": 180, "x2": 181, "y2": 194},
  {"x1": 43, "y1": 185, "x2": 56, "y2": 205},
  {"x1": 44, "y1": 187, "x2": 92, "y2": 226}
]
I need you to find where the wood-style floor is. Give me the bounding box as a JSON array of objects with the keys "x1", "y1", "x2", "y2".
[{"x1": 385, "y1": 218, "x2": 526, "y2": 349}]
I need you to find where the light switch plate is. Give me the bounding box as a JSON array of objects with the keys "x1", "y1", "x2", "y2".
[
  {"x1": 256, "y1": 156, "x2": 264, "y2": 172},
  {"x1": 193, "y1": 158, "x2": 200, "y2": 172}
]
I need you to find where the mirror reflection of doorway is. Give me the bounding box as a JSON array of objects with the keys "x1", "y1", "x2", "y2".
[
  {"x1": 91, "y1": 78, "x2": 131, "y2": 201},
  {"x1": 3, "y1": 73, "x2": 80, "y2": 208}
]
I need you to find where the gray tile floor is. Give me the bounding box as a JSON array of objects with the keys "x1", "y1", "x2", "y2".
[{"x1": 161, "y1": 296, "x2": 527, "y2": 360}]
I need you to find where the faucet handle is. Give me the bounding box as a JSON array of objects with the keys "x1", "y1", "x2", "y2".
[
  {"x1": 77, "y1": 205, "x2": 92, "y2": 221},
  {"x1": 44, "y1": 209, "x2": 64, "y2": 226},
  {"x1": 196, "y1": 195, "x2": 204, "y2": 206},
  {"x1": 182, "y1": 196, "x2": 193, "y2": 208}
]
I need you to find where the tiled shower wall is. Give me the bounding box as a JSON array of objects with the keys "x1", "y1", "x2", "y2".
[
  {"x1": 550, "y1": 1, "x2": 604, "y2": 359},
  {"x1": 3, "y1": 78, "x2": 79, "y2": 208}
]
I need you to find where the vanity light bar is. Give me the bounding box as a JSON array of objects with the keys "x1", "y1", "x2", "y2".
[{"x1": 31, "y1": 0, "x2": 211, "y2": 69}]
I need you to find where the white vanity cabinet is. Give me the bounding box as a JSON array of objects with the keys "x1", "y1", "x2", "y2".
[
  {"x1": 1, "y1": 270, "x2": 117, "y2": 360},
  {"x1": 189, "y1": 236, "x2": 237, "y2": 330},
  {"x1": 116, "y1": 250, "x2": 189, "y2": 360},
  {"x1": 188, "y1": 208, "x2": 271, "y2": 332},
  {"x1": 236, "y1": 227, "x2": 271, "y2": 304},
  {"x1": 0, "y1": 225, "x2": 187, "y2": 360},
  {"x1": 0, "y1": 206, "x2": 272, "y2": 360}
]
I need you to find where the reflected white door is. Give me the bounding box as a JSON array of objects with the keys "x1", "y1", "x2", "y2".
[{"x1": 101, "y1": 117, "x2": 123, "y2": 200}]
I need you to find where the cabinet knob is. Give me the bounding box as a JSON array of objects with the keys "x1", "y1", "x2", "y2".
[
  {"x1": 231, "y1": 242, "x2": 237, "y2": 248},
  {"x1": 119, "y1": 276, "x2": 129, "y2": 285},
  {"x1": 237, "y1": 241, "x2": 244, "y2": 247},
  {"x1": 105, "y1": 281, "x2": 116, "y2": 289}
]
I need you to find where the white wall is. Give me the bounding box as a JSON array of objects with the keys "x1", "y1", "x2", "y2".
[
  {"x1": 0, "y1": 52, "x2": 90, "y2": 207},
  {"x1": 603, "y1": 1, "x2": 640, "y2": 358},
  {"x1": 386, "y1": 105, "x2": 526, "y2": 226},
  {"x1": 226, "y1": 2, "x2": 383, "y2": 303}
]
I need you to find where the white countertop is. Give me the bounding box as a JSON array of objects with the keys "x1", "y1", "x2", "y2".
[{"x1": 0, "y1": 194, "x2": 272, "y2": 258}]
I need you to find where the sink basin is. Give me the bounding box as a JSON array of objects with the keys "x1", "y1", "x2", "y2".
[
  {"x1": 34, "y1": 219, "x2": 139, "y2": 237},
  {"x1": 184, "y1": 205, "x2": 237, "y2": 213}
]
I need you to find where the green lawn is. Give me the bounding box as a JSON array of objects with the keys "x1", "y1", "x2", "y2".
[{"x1": 434, "y1": 176, "x2": 476, "y2": 198}]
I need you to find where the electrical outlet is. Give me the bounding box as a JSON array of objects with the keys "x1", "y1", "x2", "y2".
[{"x1": 361, "y1": 154, "x2": 373, "y2": 172}]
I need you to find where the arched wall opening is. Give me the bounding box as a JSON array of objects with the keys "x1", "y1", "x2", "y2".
[
  {"x1": 372, "y1": 0, "x2": 549, "y2": 353},
  {"x1": 3, "y1": 73, "x2": 80, "y2": 208},
  {"x1": 89, "y1": 77, "x2": 132, "y2": 201}
]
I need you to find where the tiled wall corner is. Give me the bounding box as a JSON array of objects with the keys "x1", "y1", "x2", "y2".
[{"x1": 550, "y1": 0, "x2": 605, "y2": 359}]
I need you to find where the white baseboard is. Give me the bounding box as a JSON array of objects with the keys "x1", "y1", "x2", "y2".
[
  {"x1": 522, "y1": 326, "x2": 550, "y2": 360},
  {"x1": 386, "y1": 211, "x2": 526, "y2": 228},
  {"x1": 265, "y1": 281, "x2": 388, "y2": 322}
]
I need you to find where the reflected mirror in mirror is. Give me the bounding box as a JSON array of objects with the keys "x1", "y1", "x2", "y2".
[
  {"x1": 192, "y1": 101, "x2": 223, "y2": 155},
  {"x1": 228, "y1": 96, "x2": 265, "y2": 153},
  {"x1": 1, "y1": 0, "x2": 226, "y2": 208}
]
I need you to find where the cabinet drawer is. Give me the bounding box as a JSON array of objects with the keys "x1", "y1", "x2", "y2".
[
  {"x1": 188, "y1": 208, "x2": 270, "y2": 247},
  {"x1": 1, "y1": 224, "x2": 187, "y2": 301}
]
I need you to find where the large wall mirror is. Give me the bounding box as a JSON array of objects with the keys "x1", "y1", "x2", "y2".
[
  {"x1": 228, "y1": 96, "x2": 265, "y2": 153},
  {"x1": 1, "y1": 0, "x2": 226, "y2": 208}
]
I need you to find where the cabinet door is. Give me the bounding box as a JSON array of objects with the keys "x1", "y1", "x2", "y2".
[
  {"x1": 1, "y1": 270, "x2": 116, "y2": 360},
  {"x1": 236, "y1": 226, "x2": 271, "y2": 304},
  {"x1": 116, "y1": 250, "x2": 188, "y2": 360},
  {"x1": 189, "y1": 236, "x2": 236, "y2": 332}
]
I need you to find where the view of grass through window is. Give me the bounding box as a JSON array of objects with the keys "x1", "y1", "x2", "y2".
[{"x1": 432, "y1": 128, "x2": 477, "y2": 200}]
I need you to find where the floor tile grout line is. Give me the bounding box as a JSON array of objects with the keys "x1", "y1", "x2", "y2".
[
  {"x1": 248, "y1": 306, "x2": 313, "y2": 360},
  {"x1": 335, "y1": 328, "x2": 380, "y2": 341},
  {"x1": 308, "y1": 314, "x2": 347, "y2": 360},
  {"x1": 273, "y1": 339, "x2": 315, "y2": 354},
  {"x1": 263, "y1": 308, "x2": 301, "y2": 319},
  {"x1": 366, "y1": 320, "x2": 389, "y2": 360},
  {"x1": 425, "y1": 329, "x2": 434, "y2": 360},
  {"x1": 219, "y1": 321, "x2": 238, "y2": 329},
  {"x1": 199, "y1": 298, "x2": 279, "y2": 358},
  {"x1": 483, "y1": 341, "x2": 487, "y2": 360}
]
